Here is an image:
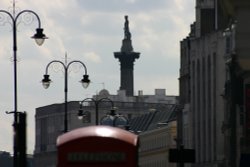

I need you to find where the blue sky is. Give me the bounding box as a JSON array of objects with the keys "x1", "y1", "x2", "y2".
[{"x1": 0, "y1": 0, "x2": 195, "y2": 153}]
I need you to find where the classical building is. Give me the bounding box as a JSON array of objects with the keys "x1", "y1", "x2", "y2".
[{"x1": 179, "y1": 0, "x2": 250, "y2": 167}]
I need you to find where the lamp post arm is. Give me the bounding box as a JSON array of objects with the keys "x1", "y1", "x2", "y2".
[
  {"x1": 15, "y1": 10, "x2": 42, "y2": 28},
  {"x1": 98, "y1": 97, "x2": 114, "y2": 108},
  {"x1": 67, "y1": 60, "x2": 88, "y2": 75},
  {"x1": 79, "y1": 98, "x2": 96, "y2": 106},
  {"x1": 0, "y1": 10, "x2": 15, "y2": 22},
  {"x1": 79, "y1": 97, "x2": 115, "y2": 125},
  {"x1": 44, "y1": 60, "x2": 66, "y2": 74}
]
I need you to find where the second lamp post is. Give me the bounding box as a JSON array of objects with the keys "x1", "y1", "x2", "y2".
[
  {"x1": 78, "y1": 97, "x2": 128, "y2": 127},
  {"x1": 42, "y1": 59, "x2": 90, "y2": 133},
  {"x1": 78, "y1": 98, "x2": 114, "y2": 125}
]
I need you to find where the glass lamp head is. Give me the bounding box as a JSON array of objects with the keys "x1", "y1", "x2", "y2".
[
  {"x1": 80, "y1": 75, "x2": 90, "y2": 88},
  {"x1": 42, "y1": 74, "x2": 51, "y2": 89},
  {"x1": 32, "y1": 28, "x2": 48, "y2": 46},
  {"x1": 78, "y1": 109, "x2": 84, "y2": 120}
]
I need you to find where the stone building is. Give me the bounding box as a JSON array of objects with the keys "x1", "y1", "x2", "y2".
[
  {"x1": 179, "y1": 0, "x2": 250, "y2": 166},
  {"x1": 139, "y1": 122, "x2": 177, "y2": 167},
  {"x1": 129, "y1": 108, "x2": 178, "y2": 167}
]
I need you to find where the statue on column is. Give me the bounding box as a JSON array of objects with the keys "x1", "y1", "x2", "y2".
[{"x1": 124, "y1": 15, "x2": 131, "y2": 40}]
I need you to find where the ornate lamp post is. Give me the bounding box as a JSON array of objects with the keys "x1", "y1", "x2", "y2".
[
  {"x1": 78, "y1": 97, "x2": 128, "y2": 127},
  {"x1": 41, "y1": 59, "x2": 90, "y2": 133},
  {"x1": 78, "y1": 98, "x2": 114, "y2": 125},
  {"x1": 0, "y1": 5, "x2": 47, "y2": 167}
]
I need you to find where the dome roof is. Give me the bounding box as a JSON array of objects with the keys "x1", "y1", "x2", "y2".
[{"x1": 99, "y1": 89, "x2": 110, "y2": 96}]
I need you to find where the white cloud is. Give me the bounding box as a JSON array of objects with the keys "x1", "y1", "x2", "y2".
[{"x1": 84, "y1": 51, "x2": 101, "y2": 63}]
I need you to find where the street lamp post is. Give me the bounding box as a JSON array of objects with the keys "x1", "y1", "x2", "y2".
[
  {"x1": 0, "y1": 6, "x2": 47, "y2": 167},
  {"x1": 41, "y1": 59, "x2": 90, "y2": 133},
  {"x1": 78, "y1": 97, "x2": 128, "y2": 127},
  {"x1": 78, "y1": 98, "x2": 114, "y2": 125}
]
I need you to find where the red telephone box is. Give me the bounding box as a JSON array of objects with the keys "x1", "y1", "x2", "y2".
[{"x1": 57, "y1": 126, "x2": 138, "y2": 167}]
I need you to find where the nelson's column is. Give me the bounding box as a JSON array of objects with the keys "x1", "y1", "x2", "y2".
[{"x1": 114, "y1": 15, "x2": 140, "y2": 96}]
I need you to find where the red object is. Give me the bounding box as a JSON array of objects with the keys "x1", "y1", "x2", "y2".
[{"x1": 57, "y1": 126, "x2": 138, "y2": 167}]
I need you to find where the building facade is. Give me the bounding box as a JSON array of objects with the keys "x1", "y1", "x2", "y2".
[
  {"x1": 180, "y1": 0, "x2": 227, "y2": 166},
  {"x1": 129, "y1": 105, "x2": 179, "y2": 167},
  {"x1": 139, "y1": 121, "x2": 177, "y2": 167},
  {"x1": 34, "y1": 89, "x2": 178, "y2": 167},
  {"x1": 180, "y1": 0, "x2": 250, "y2": 167}
]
